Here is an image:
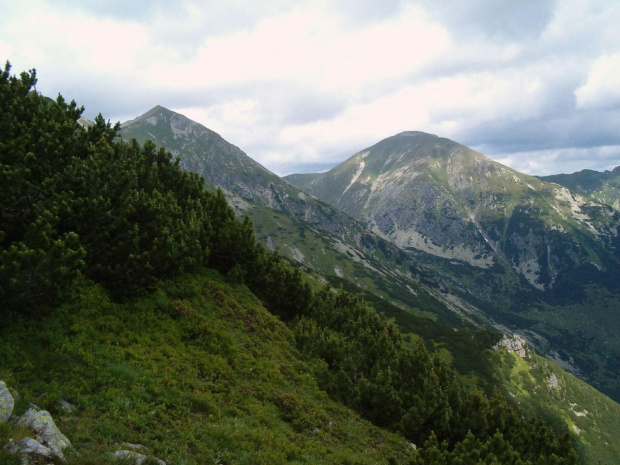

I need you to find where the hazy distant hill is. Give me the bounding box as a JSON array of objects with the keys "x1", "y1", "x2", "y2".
[{"x1": 540, "y1": 166, "x2": 620, "y2": 211}]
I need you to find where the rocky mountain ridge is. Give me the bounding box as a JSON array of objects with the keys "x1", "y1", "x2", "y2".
[
  {"x1": 540, "y1": 166, "x2": 620, "y2": 211},
  {"x1": 121, "y1": 106, "x2": 356, "y2": 235}
]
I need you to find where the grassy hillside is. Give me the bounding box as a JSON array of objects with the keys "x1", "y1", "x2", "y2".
[
  {"x1": 0, "y1": 271, "x2": 413, "y2": 465},
  {"x1": 3, "y1": 270, "x2": 617, "y2": 464},
  {"x1": 490, "y1": 345, "x2": 620, "y2": 465},
  {"x1": 321, "y1": 277, "x2": 620, "y2": 465}
]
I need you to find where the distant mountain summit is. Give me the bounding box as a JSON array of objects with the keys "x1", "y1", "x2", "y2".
[
  {"x1": 120, "y1": 106, "x2": 380, "y2": 238},
  {"x1": 286, "y1": 131, "x2": 620, "y2": 291},
  {"x1": 286, "y1": 132, "x2": 620, "y2": 400},
  {"x1": 121, "y1": 105, "x2": 284, "y2": 205}
]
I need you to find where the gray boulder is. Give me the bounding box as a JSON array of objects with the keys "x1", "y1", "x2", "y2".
[
  {"x1": 0, "y1": 381, "x2": 15, "y2": 422},
  {"x1": 4, "y1": 437, "x2": 53, "y2": 463},
  {"x1": 17, "y1": 405, "x2": 72, "y2": 461},
  {"x1": 495, "y1": 334, "x2": 528, "y2": 358}
]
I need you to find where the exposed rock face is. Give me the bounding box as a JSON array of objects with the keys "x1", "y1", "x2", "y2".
[
  {"x1": 495, "y1": 335, "x2": 528, "y2": 358},
  {"x1": 547, "y1": 373, "x2": 560, "y2": 390},
  {"x1": 17, "y1": 405, "x2": 72, "y2": 461},
  {"x1": 0, "y1": 381, "x2": 14, "y2": 422}
]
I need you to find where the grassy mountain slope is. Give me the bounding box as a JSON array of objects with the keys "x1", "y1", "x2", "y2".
[
  {"x1": 247, "y1": 204, "x2": 457, "y2": 324},
  {"x1": 320, "y1": 278, "x2": 620, "y2": 464},
  {"x1": 0, "y1": 272, "x2": 414, "y2": 465},
  {"x1": 540, "y1": 166, "x2": 620, "y2": 211},
  {"x1": 2, "y1": 271, "x2": 617, "y2": 465},
  {"x1": 491, "y1": 341, "x2": 620, "y2": 465}
]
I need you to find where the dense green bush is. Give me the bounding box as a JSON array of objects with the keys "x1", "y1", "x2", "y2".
[
  {"x1": 0, "y1": 61, "x2": 309, "y2": 316},
  {"x1": 293, "y1": 288, "x2": 577, "y2": 463}
]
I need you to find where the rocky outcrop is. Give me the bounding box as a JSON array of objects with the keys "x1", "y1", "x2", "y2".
[
  {"x1": 0, "y1": 381, "x2": 14, "y2": 422},
  {"x1": 547, "y1": 373, "x2": 560, "y2": 390},
  {"x1": 4, "y1": 437, "x2": 54, "y2": 461},
  {"x1": 495, "y1": 334, "x2": 528, "y2": 358},
  {"x1": 17, "y1": 405, "x2": 73, "y2": 461},
  {"x1": 1, "y1": 381, "x2": 73, "y2": 463},
  {"x1": 1, "y1": 381, "x2": 167, "y2": 465}
]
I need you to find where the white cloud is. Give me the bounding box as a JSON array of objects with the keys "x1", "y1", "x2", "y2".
[
  {"x1": 1, "y1": 0, "x2": 619, "y2": 176},
  {"x1": 575, "y1": 53, "x2": 620, "y2": 110},
  {"x1": 273, "y1": 70, "x2": 546, "y2": 167},
  {"x1": 142, "y1": 3, "x2": 449, "y2": 96},
  {"x1": 0, "y1": 1, "x2": 150, "y2": 90},
  {"x1": 495, "y1": 145, "x2": 620, "y2": 176}
]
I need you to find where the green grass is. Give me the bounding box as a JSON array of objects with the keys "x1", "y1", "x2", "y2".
[
  {"x1": 0, "y1": 271, "x2": 414, "y2": 465},
  {"x1": 490, "y1": 346, "x2": 620, "y2": 465}
]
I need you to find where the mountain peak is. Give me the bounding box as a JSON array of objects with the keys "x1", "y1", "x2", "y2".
[
  {"x1": 121, "y1": 105, "x2": 186, "y2": 128},
  {"x1": 139, "y1": 104, "x2": 176, "y2": 121},
  {"x1": 369, "y1": 130, "x2": 463, "y2": 156},
  {"x1": 393, "y1": 130, "x2": 436, "y2": 138}
]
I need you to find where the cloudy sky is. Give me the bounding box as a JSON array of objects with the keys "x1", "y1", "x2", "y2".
[{"x1": 1, "y1": 0, "x2": 619, "y2": 176}]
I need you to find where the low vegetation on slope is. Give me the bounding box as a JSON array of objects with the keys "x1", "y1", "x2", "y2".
[
  {"x1": 0, "y1": 62, "x2": 579, "y2": 464},
  {"x1": 0, "y1": 272, "x2": 416, "y2": 464},
  {"x1": 490, "y1": 344, "x2": 620, "y2": 465}
]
